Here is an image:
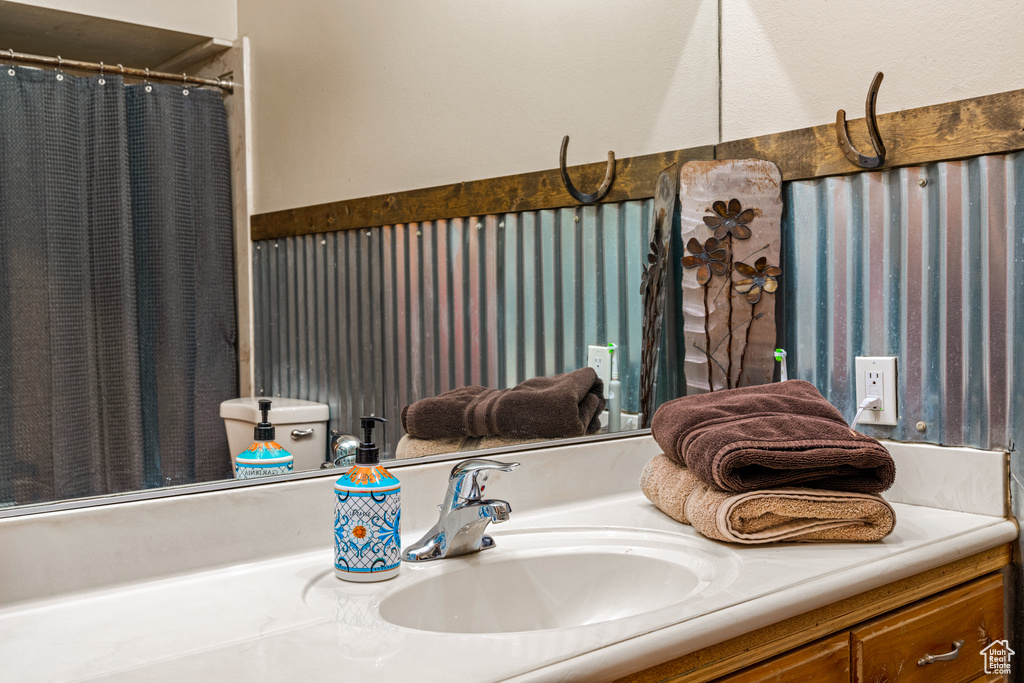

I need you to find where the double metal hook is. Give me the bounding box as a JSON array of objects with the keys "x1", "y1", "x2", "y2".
[
  {"x1": 836, "y1": 71, "x2": 886, "y2": 169},
  {"x1": 559, "y1": 135, "x2": 616, "y2": 205}
]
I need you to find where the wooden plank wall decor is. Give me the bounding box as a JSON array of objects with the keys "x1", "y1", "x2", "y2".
[
  {"x1": 717, "y1": 89, "x2": 1024, "y2": 181},
  {"x1": 251, "y1": 88, "x2": 1024, "y2": 240},
  {"x1": 679, "y1": 160, "x2": 782, "y2": 394}
]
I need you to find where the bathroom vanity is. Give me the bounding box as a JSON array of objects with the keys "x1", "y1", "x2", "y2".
[{"x1": 0, "y1": 435, "x2": 1014, "y2": 683}]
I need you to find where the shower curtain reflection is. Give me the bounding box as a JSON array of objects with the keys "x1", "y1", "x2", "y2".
[{"x1": 0, "y1": 66, "x2": 237, "y2": 507}]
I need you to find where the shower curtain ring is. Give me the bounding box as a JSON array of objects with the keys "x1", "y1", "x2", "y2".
[
  {"x1": 144, "y1": 67, "x2": 152, "y2": 92},
  {"x1": 98, "y1": 61, "x2": 105, "y2": 85},
  {"x1": 182, "y1": 72, "x2": 189, "y2": 96},
  {"x1": 6, "y1": 48, "x2": 14, "y2": 76},
  {"x1": 56, "y1": 55, "x2": 64, "y2": 81}
]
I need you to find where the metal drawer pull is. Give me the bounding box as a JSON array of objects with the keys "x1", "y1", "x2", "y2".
[
  {"x1": 290, "y1": 428, "x2": 315, "y2": 440},
  {"x1": 917, "y1": 640, "x2": 964, "y2": 666}
]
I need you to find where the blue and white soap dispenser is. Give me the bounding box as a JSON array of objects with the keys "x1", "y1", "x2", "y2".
[
  {"x1": 334, "y1": 417, "x2": 401, "y2": 582},
  {"x1": 234, "y1": 399, "x2": 294, "y2": 479}
]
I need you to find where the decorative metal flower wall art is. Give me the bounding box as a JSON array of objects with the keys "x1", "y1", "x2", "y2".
[
  {"x1": 640, "y1": 239, "x2": 661, "y2": 295},
  {"x1": 703, "y1": 199, "x2": 755, "y2": 240},
  {"x1": 686, "y1": 198, "x2": 763, "y2": 389},
  {"x1": 639, "y1": 165, "x2": 679, "y2": 428},
  {"x1": 734, "y1": 257, "x2": 782, "y2": 305},
  {"x1": 681, "y1": 237, "x2": 728, "y2": 285},
  {"x1": 678, "y1": 160, "x2": 783, "y2": 394}
]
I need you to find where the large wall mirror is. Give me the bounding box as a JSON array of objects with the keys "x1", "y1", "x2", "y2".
[{"x1": 0, "y1": 1, "x2": 721, "y2": 514}]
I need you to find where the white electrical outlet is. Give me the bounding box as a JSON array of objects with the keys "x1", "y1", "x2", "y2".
[
  {"x1": 854, "y1": 356, "x2": 898, "y2": 425},
  {"x1": 587, "y1": 345, "x2": 612, "y2": 388}
]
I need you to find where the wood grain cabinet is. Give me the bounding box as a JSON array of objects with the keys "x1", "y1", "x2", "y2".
[
  {"x1": 716, "y1": 632, "x2": 851, "y2": 682},
  {"x1": 619, "y1": 566, "x2": 1007, "y2": 683},
  {"x1": 718, "y1": 574, "x2": 1004, "y2": 683},
  {"x1": 851, "y1": 574, "x2": 1004, "y2": 683}
]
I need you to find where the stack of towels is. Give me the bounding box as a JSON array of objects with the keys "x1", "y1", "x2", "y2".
[
  {"x1": 643, "y1": 380, "x2": 897, "y2": 544},
  {"x1": 398, "y1": 367, "x2": 606, "y2": 458}
]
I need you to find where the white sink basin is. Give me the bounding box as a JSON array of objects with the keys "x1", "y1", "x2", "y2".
[{"x1": 304, "y1": 526, "x2": 739, "y2": 635}]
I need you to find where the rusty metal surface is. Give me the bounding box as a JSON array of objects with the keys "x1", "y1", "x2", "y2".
[
  {"x1": 782, "y1": 151, "x2": 1024, "y2": 452},
  {"x1": 559, "y1": 135, "x2": 616, "y2": 205},
  {"x1": 836, "y1": 71, "x2": 886, "y2": 169},
  {"x1": 679, "y1": 160, "x2": 783, "y2": 393}
]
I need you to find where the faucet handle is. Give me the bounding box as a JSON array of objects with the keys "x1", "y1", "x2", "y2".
[
  {"x1": 450, "y1": 458, "x2": 520, "y2": 479},
  {"x1": 448, "y1": 458, "x2": 520, "y2": 500}
]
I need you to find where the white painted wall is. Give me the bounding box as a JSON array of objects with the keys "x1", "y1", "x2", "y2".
[
  {"x1": 12, "y1": 0, "x2": 237, "y2": 39},
  {"x1": 720, "y1": 0, "x2": 1024, "y2": 141},
  {"x1": 237, "y1": 0, "x2": 720, "y2": 215}
]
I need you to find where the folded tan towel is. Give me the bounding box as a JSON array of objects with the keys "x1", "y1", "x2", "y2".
[
  {"x1": 651, "y1": 380, "x2": 895, "y2": 494},
  {"x1": 395, "y1": 434, "x2": 544, "y2": 459},
  {"x1": 401, "y1": 367, "x2": 605, "y2": 440},
  {"x1": 641, "y1": 454, "x2": 896, "y2": 544}
]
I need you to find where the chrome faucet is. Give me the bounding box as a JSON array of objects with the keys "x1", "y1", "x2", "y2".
[{"x1": 403, "y1": 458, "x2": 520, "y2": 562}]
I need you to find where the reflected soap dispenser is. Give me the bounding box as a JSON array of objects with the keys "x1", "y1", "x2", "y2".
[
  {"x1": 334, "y1": 417, "x2": 401, "y2": 582},
  {"x1": 234, "y1": 399, "x2": 294, "y2": 479}
]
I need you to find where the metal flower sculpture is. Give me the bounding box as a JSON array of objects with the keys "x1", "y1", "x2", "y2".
[
  {"x1": 640, "y1": 239, "x2": 661, "y2": 296},
  {"x1": 734, "y1": 257, "x2": 782, "y2": 304},
  {"x1": 703, "y1": 199, "x2": 755, "y2": 240},
  {"x1": 681, "y1": 237, "x2": 728, "y2": 286}
]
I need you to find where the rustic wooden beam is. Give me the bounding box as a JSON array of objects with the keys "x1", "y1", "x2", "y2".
[
  {"x1": 250, "y1": 146, "x2": 715, "y2": 241},
  {"x1": 717, "y1": 88, "x2": 1024, "y2": 181}
]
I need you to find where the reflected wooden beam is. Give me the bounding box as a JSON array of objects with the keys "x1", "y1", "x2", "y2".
[{"x1": 250, "y1": 146, "x2": 716, "y2": 240}]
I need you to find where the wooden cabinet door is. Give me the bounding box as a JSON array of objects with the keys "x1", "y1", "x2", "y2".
[
  {"x1": 851, "y1": 574, "x2": 1004, "y2": 683},
  {"x1": 716, "y1": 633, "x2": 850, "y2": 683}
]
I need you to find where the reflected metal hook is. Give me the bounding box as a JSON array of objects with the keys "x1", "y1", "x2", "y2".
[
  {"x1": 559, "y1": 135, "x2": 616, "y2": 204},
  {"x1": 836, "y1": 71, "x2": 886, "y2": 169}
]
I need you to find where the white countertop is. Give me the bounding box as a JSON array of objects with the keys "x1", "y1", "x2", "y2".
[
  {"x1": 0, "y1": 493, "x2": 1015, "y2": 683},
  {"x1": 0, "y1": 436, "x2": 1016, "y2": 683}
]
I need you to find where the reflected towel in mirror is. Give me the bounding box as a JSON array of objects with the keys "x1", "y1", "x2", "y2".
[
  {"x1": 401, "y1": 367, "x2": 605, "y2": 440},
  {"x1": 395, "y1": 434, "x2": 544, "y2": 459}
]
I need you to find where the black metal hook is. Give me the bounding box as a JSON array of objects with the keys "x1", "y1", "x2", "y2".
[
  {"x1": 559, "y1": 135, "x2": 616, "y2": 204},
  {"x1": 836, "y1": 71, "x2": 886, "y2": 169}
]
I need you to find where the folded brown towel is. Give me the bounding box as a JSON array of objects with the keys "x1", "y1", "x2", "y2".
[
  {"x1": 401, "y1": 367, "x2": 605, "y2": 440},
  {"x1": 651, "y1": 380, "x2": 895, "y2": 494},
  {"x1": 641, "y1": 454, "x2": 896, "y2": 544},
  {"x1": 395, "y1": 434, "x2": 544, "y2": 459}
]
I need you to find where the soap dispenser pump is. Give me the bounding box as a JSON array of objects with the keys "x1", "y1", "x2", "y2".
[
  {"x1": 334, "y1": 416, "x2": 401, "y2": 582},
  {"x1": 234, "y1": 399, "x2": 294, "y2": 479}
]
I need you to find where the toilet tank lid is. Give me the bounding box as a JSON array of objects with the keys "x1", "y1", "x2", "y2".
[{"x1": 220, "y1": 397, "x2": 330, "y2": 424}]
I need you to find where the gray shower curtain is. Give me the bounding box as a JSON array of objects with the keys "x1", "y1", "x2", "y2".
[{"x1": 0, "y1": 66, "x2": 237, "y2": 507}]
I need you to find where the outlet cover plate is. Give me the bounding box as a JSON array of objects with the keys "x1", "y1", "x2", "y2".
[
  {"x1": 587, "y1": 345, "x2": 612, "y2": 388},
  {"x1": 854, "y1": 356, "x2": 898, "y2": 425}
]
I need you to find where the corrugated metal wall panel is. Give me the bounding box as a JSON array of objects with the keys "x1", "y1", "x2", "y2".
[
  {"x1": 254, "y1": 200, "x2": 651, "y2": 455},
  {"x1": 782, "y1": 151, "x2": 1024, "y2": 451},
  {"x1": 253, "y1": 230, "x2": 386, "y2": 453}
]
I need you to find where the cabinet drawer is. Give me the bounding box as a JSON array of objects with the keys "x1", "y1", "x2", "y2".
[
  {"x1": 717, "y1": 632, "x2": 850, "y2": 682},
  {"x1": 851, "y1": 573, "x2": 1004, "y2": 683}
]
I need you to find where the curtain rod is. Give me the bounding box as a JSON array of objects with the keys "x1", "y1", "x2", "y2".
[{"x1": 5, "y1": 48, "x2": 234, "y2": 93}]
